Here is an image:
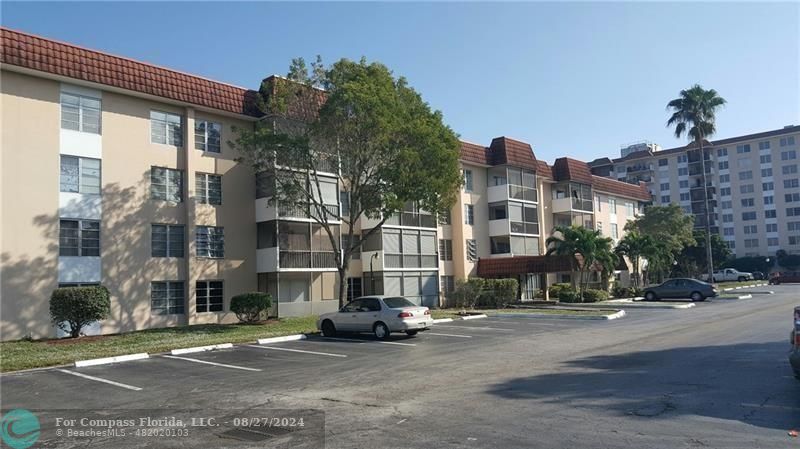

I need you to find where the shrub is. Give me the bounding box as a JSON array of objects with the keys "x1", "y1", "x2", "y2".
[
  {"x1": 477, "y1": 278, "x2": 519, "y2": 308},
  {"x1": 231, "y1": 292, "x2": 272, "y2": 323},
  {"x1": 548, "y1": 283, "x2": 573, "y2": 299},
  {"x1": 582, "y1": 289, "x2": 609, "y2": 303},
  {"x1": 558, "y1": 290, "x2": 582, "y2": 303},
  {"x1": 611, "y1": 285, "x2": 632, "y2": 298},
  {"x1": 452, "y1": 278, "x2": 484, "y2": 309},
  {"x1": 50, "y1": 286, "x2": 111, "y2": 338}
]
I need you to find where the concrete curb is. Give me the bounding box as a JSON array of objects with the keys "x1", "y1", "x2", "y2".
[
  {"x1": 493, "y1": 310, "x2": 626, "y2": 320},
  {"x1": 716, "y1": 294, "x2": 752, "y2": 300},
  {"x1": 461, "y1": 314, "x2": 488, "y2": 320},
  {"x1": 602, "y1": 302, "x2": 695, "y2": 309},
  {"x1": 721, "y1": 282, "x2": 768, "y2": 292},
  {"x1": 170, "y1": 343, "x2": 233, "y2": 355},
  {"x1": 257, "y1": 334, "x2": 307, "y2": 345},
  {"x1": 74, "y1": 353, "x2": 149, "y2": 368},
  {"x1": 432, "y1": 318, "x2": 454, "y2": 324}
]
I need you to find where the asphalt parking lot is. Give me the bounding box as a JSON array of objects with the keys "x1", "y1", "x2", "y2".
[{"x1": 1, "y1": 286, "x2": 796, "y2": 448}]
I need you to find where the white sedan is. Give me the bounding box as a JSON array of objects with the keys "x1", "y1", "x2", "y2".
[{"x1": 317, "y1": 296, "x2": 433, "y2": 339}]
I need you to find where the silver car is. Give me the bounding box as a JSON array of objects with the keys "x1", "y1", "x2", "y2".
[{"x1": 317, "y1": 296, "x2": 433, "y2": 340}]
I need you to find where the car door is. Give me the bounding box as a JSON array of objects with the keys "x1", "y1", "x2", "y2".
[
  {"x1": 672, "y1": 279, "x2": 689, "y2": 298},
  {"x1": 657, "y1": 280, "x2": 676, "y2": 298},
  {"x1": 336, "y1": 299, "x2": 363, "y2": 331},
  {"x1": 351, "y1": 298, "x2": 382, "y2": 332}
]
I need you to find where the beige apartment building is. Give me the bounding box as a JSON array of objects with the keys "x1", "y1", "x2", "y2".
[
  {"x1": 0, "y1": 28, "x2": 650, "y2": 341},
  {"x1": 590, "y1": 125, "x2": 800, "y2": 258}
]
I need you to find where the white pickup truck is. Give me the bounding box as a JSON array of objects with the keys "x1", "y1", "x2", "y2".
[{"x1": 700, "y1": 268, "x2": 754, "y2": 282}]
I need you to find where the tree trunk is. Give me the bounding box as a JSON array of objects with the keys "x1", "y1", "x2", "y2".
[{"x1": 337, "y1": 267, "x2": 347, "y2": 309}]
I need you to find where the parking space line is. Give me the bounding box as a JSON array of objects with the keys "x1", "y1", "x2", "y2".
[
  {"x1": 433, "y1": 324, "x2": 513, "y2": 331},
  {"x1": 161, "y1": 355, "x2": 262, "y2": 372},
  {"x1": 56, "y1": 369, "x2": 143, "y2": 391},
  {"x1": 426, "y1": 332, "x2": 472, "y2": 338},
  {"x1": 245, "y1": 345, "x2": 347, "y2": 358},
  {"x1": 315, "y1": 337, "x2": 367, "y2": 344},
  {"x1": 317, "y1": 337, "x2": 416, "y2": 346}
]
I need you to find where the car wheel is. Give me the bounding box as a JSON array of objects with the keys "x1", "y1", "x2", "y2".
[
  {"x1": 405, "y1": 330, "x2": 419, "y2": 336},
  {"x1": 738, "y1": 276, "x2": 746, "y2": 282},
  {"x1": 373, "y1": 322, "x2": 390, "y2": 340},
  {"x1": 645, "y1": 291, "x2": 657, "y2": 301},
  {"x1": 691, "y1": 291, "x2": 704, "y2": 302},
  {"x1": 321, "y1": 320, "x2": 337, "y2": 337}
]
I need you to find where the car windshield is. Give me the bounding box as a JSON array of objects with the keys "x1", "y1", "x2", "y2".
[{"x1": 383, "y1": 297, "x2": 416, "y2": 308}]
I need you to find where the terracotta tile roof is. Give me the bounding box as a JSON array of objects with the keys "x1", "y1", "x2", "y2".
[
  {"x1": 591, "y1": 175, "x2": 652, "y2": 201},
  {"x1": 459, "y1": 141, "x2": 490, "y2": 166},
  {"x1": 552, "y1": 157, "x2": 594, "y2": 184},
  {"x1": 488, "y1": 137, "x2": 538, "y2": 170},
  {"x1": 477, "y1": 255, "x2": 575, "y2": 277},
  {"x1": 1, "y1": 27, "x2": 261, "y2": 117},
  {"x1": 535, "y1": 160, "x2": 553, "y2": 179},
  {"x1": 259, "y1": 76, "x2": 328, "y2": 123}
]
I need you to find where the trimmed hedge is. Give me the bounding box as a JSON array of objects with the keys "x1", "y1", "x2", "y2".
[
  {"x1": 231, "y1": 292, "x2": 272, "y2": 323},
  {"x1": 558, "y1": 290, "x2": 582, "y2": 303},
  {"x1": 477, "y1": 278, "x2": 519, "y2": 308},
  {"x1": 451, "y1": 278, "x2": 485, "y2": 309},
  {"x1": 612, "y1": 285, "x2": 643, "y2": 299},
  {"x1": 50, "y1": 285, "x2": 111, "y2": 338},
  {"x1": 548, "y1": 283, "x2": 573, "y2": 299},
  {"x1": 582, "y1": 289, "x2": 609, "y2": 303}
]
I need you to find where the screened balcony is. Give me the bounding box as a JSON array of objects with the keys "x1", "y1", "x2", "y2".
[
  {"x1": 488, "y1": 201, "x2": 540, "y2": 236},
  {"x1": 551, "y1": 183, "x2": 593, "y2": 213},
  {"x1": 256, "y1": 220, "x2": 339, "y2": 271},
  {"x1": 487, "y1": 166, "x2": 538, "y2": 203}
]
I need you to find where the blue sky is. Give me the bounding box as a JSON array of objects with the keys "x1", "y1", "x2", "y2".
[{"x1": 3, "y1": 2, "x2": 798, "y2": 162}]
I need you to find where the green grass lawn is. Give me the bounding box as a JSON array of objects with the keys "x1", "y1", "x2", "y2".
[
  {"x1": 432, "y1": 308, "x2": 616, "y2": 318},
  {"x1": 0, "y1": 316, "x2": 318, "y2": 373}
]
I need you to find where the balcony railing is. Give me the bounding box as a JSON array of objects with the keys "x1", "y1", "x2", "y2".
[
  {"x1": 279, "y1": 251, "x2": 337, "y2": 269},
  {"x1": 572, "y1": 198, "x2": 593, "y2": 211},
  {"x1": 627, "y1": 165, "x2": 653, "y2": 173},
  {"x1": 278, "y1": 203, "x2": 340, "y2": 221},
  {"x1": 384, "y1": 253, "x2": 437, "y2": 269},
  {"x1": 508, "y1": 185, "x2": 538, "y2": 202},
  {"x1": 510, "y1": 221, "x2": 540, "y2": 235}
]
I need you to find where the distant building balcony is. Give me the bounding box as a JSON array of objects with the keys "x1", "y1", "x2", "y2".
[
  {"x1": 626, "y1": 164, "x2": 654, "y2": 173},
  {"x1": 552, "y1": 197, "x2": 593, "y2": 214}
]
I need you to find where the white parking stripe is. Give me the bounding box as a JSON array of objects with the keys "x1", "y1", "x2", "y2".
[
  {"x1": 426, "y1": 332, "x2": 473, "y2": 338},
  {"x1": 161, "y1": 355, "x2": 262, "y2": 372},
  {"x1": 56, "y1": 369, "x2": 142, "y2": 391},
  {"x1": 317, "y1": 337, "x2": 367, "y2": 344},
  {"x1": 433, "y1": 324, "x2": 513, "y2": 331},
  {"x1": 245, "y1": 345, "x2": 347, "y2": 358},
  {"x1": 374, "y1": 340, "x2": 417, "y2": 346},
  {"x1": 316, "y1": 336, "x2": 416, "y2": 346}
]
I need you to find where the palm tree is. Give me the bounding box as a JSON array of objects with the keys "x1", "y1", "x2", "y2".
[
  {"x1": 546, "y1": 225, "x2": 607, "y2": 298},
  {"x1": 666, "y1": 85, "x2": 726, "y2": 285},
  {"x1": 615, "y1": 230, "x2": 652, "y2": 288},
  {"x1": 594, "y1": 237, "x2": 619, "y2": 291}
]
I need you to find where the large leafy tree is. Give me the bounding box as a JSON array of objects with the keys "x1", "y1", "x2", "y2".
[
  {"x1": 233, "y1": 57, "x2": 462, "y2": 307},
  {"x1": 625, "y1": 204, "x2": 695, "y2": 283},
  {"x1": 676, "y1": 230, "x2": 731, "y2": 277},
  {"x1": 615, "y1": 230, "x2": 653, "y2": 288},
  {"x1": 546, "y1": 225, "x2": 616, "y2": 298},
  {"x1": 666, "y1": 84, "x2": 726, "y2": 282}
]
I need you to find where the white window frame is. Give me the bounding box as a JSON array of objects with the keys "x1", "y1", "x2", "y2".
[
  {"x1": 194, "y1": 120, "x2": 222, "y2": 153},
  {"x1": 59, "y1": 219, "x2": 100, "y2": 257},
  {"x1": 150, "y1": 110, "x2": 183, "y2": 146},
  {"x1": 151, "y1": 224, "x2": 185, "y2": 258},
  {"x1": 196, "y1": 280, "x2": 224, "y2": 313},
  {"x1": 151, "y1": 281, "x2": 185, "y2": 315},
  {"x1": 195, "y1": 173, "x2": 222, "y2": 205},
  {"x1": 196, "y1": 226, "x2": 224, "y2": 258},
  {"x1": 151, "y1": 167, "x2": 183, "y2": 202},
  {"x1": 60, "y1": 155, "x2": 101, "y2": 194},
  {"x1": 60, "y1": 92, "x2": 101, "y2": 134}
]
